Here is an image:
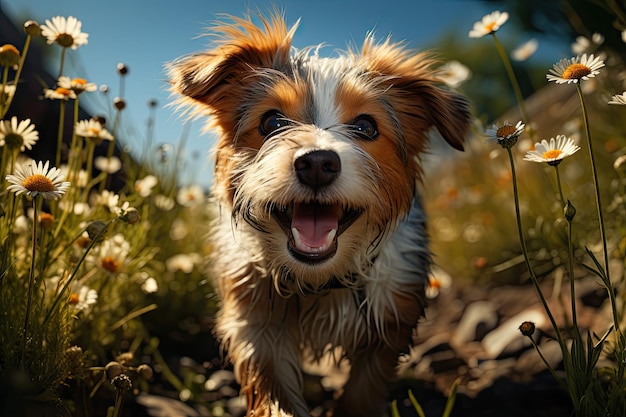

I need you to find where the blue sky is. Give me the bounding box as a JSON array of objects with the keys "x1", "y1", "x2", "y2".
[{"x1": 3, "y1": 0, "x2": 563, "y2": 185}]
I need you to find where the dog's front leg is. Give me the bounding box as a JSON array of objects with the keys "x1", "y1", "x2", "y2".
[
  {"x1": 218, "y1": 295, "x2": 309, "y2": 417},
  {"x1": 333, "y1": 344, "x2": 400, "y2": 417}
]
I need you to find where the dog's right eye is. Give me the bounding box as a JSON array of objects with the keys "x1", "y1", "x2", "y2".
[{"x1": 260, "y1": 111, "x2": 289, "y2": 138}]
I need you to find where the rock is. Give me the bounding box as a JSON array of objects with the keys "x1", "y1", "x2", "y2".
[
  {"x1": 451, "y1": 300, "x2": 498, "y2": 345},
  {"x1": 136, "y1": 393, "x2": 200, "y2": 417},
  {"x1": 481, "y1": 309, "x2": 545, "y2": 359}
]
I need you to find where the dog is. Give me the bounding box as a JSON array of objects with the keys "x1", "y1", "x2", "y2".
[{"x1": 169, "y1": 11, "x2": 470, "y2": 417}]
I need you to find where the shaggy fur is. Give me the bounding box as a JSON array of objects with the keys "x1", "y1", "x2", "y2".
[{"x1": 169, "y1": 11, "x2": 470, "y2": 417}]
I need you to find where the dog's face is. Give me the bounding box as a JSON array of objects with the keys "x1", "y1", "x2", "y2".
[{"x1": 169, "y1": 13, "x2": 470, "y2": 292}]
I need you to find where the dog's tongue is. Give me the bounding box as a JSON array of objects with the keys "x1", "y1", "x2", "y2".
[{"x1": 291, "y1": 203, "x2": 338, "y2": 249}]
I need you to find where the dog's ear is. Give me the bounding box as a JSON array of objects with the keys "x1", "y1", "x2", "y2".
[
  {"x1": 419, "y1": 84, "x2": 470, "y2": 151},
  {"x1": 168, "y1": 11, "x2": 297, "y2": 108},
  {"x1": 359, "y1": 39, "x2": 471, "y2": 152}
]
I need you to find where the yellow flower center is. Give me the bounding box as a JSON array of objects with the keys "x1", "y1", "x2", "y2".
[
  {"x1": 4, "y1": 133, "x2": 24, "y2": 149},
  {"x1": 542, "y1": 149, "x2": 562, "y2": 159},
  {"x1": 562, "y1": 63, "x2": 591, "y2": 80},
  {"x1": 56, "y1": 33, "x2": 75, "y2": 48},
  {"x1": 88, "y1": 127, "x2": 101, "y2": 136},
  {"x1": 72, "y1": 78, "x2": 87, "y2": 85},
  {"x1": 68, "y1": 293, "x2": 79, "y2": 305},
  {"x1": 429, "y1": 277, "x2": 442, "y2": 289},
  {"x1": 496, "y1": 125, "x2": 517, "y2": 138},
  {"x1": 22, "y1": 174, "x2": 56, "y2": 192},
  {"x1": 55, "y1": 87, "x2": 72, "y2": 96},
  {"x1": 101, "y1": 256, "x2": 120, "y2": 273},
  {"x1": 484, "y1": 22, "x2": 497, "y2": 33}
]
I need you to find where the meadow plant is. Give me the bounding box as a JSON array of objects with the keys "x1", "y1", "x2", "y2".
[
  {"x1": 0, "y1": 16, "x2": 211, "y2": 415},
  {"x1": 474, "y1": 9, "x2": 626, "y2": 417}
]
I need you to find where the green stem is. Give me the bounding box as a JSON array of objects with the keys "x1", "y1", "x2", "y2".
[
  {"x1": 58, "y1": 47, "x2": 67, "y2": 79},
  {"x1": 112, "y1": 389, "x2": 124, "y2": 417},
  {"x1": 575, "y1": 84, "x2": 610, "y2": 282},
  {"x1": 56, "y1": 100, "x2": 66, "y2": 168},
  {"x1": 68, "y1": 99, "x2": 80, "y2": 177},
  {"x1": 491, "y1": 33, "x2": 533, "y2": 136},
  {"x1": 0, "y1": 66, "x2": 8, "y2": 117},
  {"x1": 42, "y1": 217, "x2": 118, "y2": 329},
  {"x1": 100, "y1": 111, "x2": 120, "y2": 192},
  {"x1": 83, "y1": 140, "x2": 96, "y2": 203},
  {"x1": 566, "y1": 217, "x2": 579, "y2": 332},
  {"x1": 527, "y1": 336, "x2": 568, "y2": 392},
  {"x1": 553, "y1": 165, "x2": 580, "y2": 333},
  {"x1": 554, "y1": 165, "x2": 565, "y2": 208},
  {"x1": 506, "y1": 148, "x2": 564, "y2": 347},
  {"x1": 21, "y1": 197, "x2": 40, "y2": 364}
]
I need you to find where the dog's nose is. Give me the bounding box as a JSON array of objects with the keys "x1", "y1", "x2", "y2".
[{"x1": 294, "y1": 150, "x2": 341, "y2": 188}]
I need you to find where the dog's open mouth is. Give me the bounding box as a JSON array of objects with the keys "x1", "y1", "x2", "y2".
[{"x1": 272, "y1": 203, "x2": 362, "y2": 263}]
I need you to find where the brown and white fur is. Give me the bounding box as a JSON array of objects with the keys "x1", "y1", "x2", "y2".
[{"x1": 169, "y1": 11, "x2": 470, "y2": 417}]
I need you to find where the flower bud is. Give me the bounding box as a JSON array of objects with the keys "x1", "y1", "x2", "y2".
[
  {"x1": 518, "y1": 321, "x2": 536, "y2": 337},
  {"x1": 24, "y1": 20, "x2": 42, "y2": 37},
  {"x1": 0, "y1": 44, "x2": 20, "y2": 67},
  {"x1": 116, "y1": 352, "x2": 134, "y2": 364},
  {"x1": 121, "y1": 207, "x2": 140, "y2": 225},
  {"x1": 564, "y1": 200, "x2": 576, "y2": 221},
  {"x1": 86, "y1": 220, "x2": 107, "y2": 241},
  {"x1": 105, "y1": 361, "x2": 124, "y2": 379},
  {"x1": 38, "y1": 212, "x2": 55, "y2": 230},
  {"x1": 116, "y1": 63, "x2": 129, "y2": 75},
  {"x1": 137, "y1": 364, "x2": 154, "y2": 381},
  {"x1": 113, "y1": 97, "x2": 126, "y2": 111}
]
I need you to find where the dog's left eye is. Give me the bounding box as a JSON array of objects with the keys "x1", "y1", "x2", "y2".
[
  {"x1": 260, "y1": 110, "x2": 289, "y2": 138},
  {"x1": 351, "y1": 115, "x2": 379, "y2": 140}
]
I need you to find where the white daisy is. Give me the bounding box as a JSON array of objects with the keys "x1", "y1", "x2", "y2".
[
  {"x1": 91, "y1": 189, "x2": 120, "y2": 211},
  {"x1": 40, "y1": 16, "x2": 88, "y2": 49},
  {"x1": 135, "y1": 175, "x2": 158, "y2": 197},
  {"x1": 166, "y1": 253, "x2": 200, "y2": 273},
  {"x1": 438, "y1": 60, "x2": 471, "y2": 88},
  {"x1": 69, "y1": 286, "x2": 98, "y2": 311},
  {"x1": 94, "y1": 156, "x2": 122, "y2": 174},
  {"x1": 0, "y1": 117, "x2": 39, "y2": 151},
  {"x1": 154, "y1": 194, "x2": 175, "y2": 211},
  {"x1": 426, "y1": 267, "x2": 452, "y2": 299},
  {"x1": 57, "y1": 76, "x2": 97, "y2": 95},
  {"x1": 176, "y1": 184, "x2": 205, "y2": 207},
  {"x1": 44, "y1": 87, "x2": 77, "y2": 101},
  {"x1": 139, "y1": 274, "x2": 158, "y2": 294},
  {"x1": 87, "y1": 233, "x2": 130, "y2": 275},
  {"x1": 485, "y1": 120, "x2": 525, "y2": 148},
  {"x1": 571, "y1": 33, "x2": 604, "y2": 55},
  {"x1": 74, "y1": 119, "x2": 114, "y2": 142},
  {"x1": 546, "y1": 54, "x2": 605, "y2": 84},
  {"x1": 511, "y1": 38, "x2": 538, "y2": 61},
  {"x1": 469, "y1": 11, "x2": 509, "y2": 38},
  {"x1": 608, "y1": 92, "x2": 626, "y2": 105},
  {"x1": 523, "y1": 135, "x2": 580, "y2": 166},
  {"x1": 6, "y1": 160, "x2": 70, "y2": 200},
  {"x1": 0, "y1": 84, "x2": 16, "y2": 103}
]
